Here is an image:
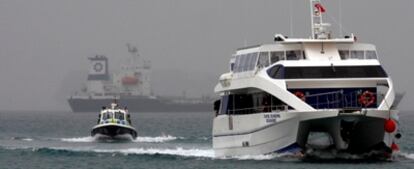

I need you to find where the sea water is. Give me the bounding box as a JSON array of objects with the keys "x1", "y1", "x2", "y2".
[{"x1": 0, "y1": 111, "x2": 414, "y2": 169}]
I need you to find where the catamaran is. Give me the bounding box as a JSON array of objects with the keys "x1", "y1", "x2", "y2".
[{"x1": 212, "y1": 0, "x2": 401, "y2": 158}]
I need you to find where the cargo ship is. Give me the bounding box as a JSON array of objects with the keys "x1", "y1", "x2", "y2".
[{"x1": 68, "y1": 44, "x2": 212, "y2": 112}]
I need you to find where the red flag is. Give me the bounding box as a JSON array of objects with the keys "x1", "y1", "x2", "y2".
[{"x1": 315, "y1": 3, "x2": 326, "y2": 13}]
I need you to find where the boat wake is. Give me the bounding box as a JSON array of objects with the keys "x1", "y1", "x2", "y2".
[
  {"x1": 11, "y1": 137, "x2": 34, "y2": 142},
  {"x1": 60, "y1": 135, "x2": 180, "y2": 143},
  {"x1": 92, "y1": 147, "x2": 215, "y2": 158},
  {"x1": 61, "y1": 136, "x2": 95, "y2": 142},
  {"x1": 396, "y1": 152, "x2": 414, "y2": 160},
  {"x1": 1, "y1": 145, "x2": 297, "y2": 160},
  {"x1": 5, "y1": 144, "x2": 412, "y2": 161},
  {"x1": 133, "y1": 135, "x2": 180, "y2": 143},
  {"x1": 91, "y1": 148, "x2": 291, "y2": 160}
]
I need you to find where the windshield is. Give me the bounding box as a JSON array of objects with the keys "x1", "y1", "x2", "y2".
[{"x1": 115, "y1": 111, "x2": 125, "y2": 120}]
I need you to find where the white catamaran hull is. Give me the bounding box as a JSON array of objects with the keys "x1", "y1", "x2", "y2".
[{"x1": 213, "y1": 110, "x2": 397, "y2": 157}]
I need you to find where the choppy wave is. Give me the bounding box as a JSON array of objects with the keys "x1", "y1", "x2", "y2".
[
  {"x1": 34, "y1": 146, "x2": 301, "y2": 160},
  {"x1": 303, "y1": 148, "x2": 394, "y2": 161},
  {"x1": 3, "y1": 145, "x2": 296, "y2": 160},
  {"x1": 6, "y1": 145, "x2": 407, "y2": 161}
]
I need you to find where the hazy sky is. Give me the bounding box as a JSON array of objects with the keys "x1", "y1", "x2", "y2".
[{"x1": 0, "y1": 0, "x2": 413, "y2": 111}]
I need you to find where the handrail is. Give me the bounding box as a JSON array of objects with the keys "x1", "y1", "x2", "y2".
[
  {"x1": 306, "y1": 90, "x2": 379, "y2": 109},
  {"x1": 306, "y1": 90, "x2": 343, "y2": 97},
  {"x1": 223, "y1": 90, "x2": 382, "y2": 115},
  {"x1": 227, "y1": 105, "x2": 288, "y2": 115}
]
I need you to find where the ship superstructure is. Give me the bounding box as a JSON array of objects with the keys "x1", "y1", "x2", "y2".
[{"x1": 113, "y1": 44, "x2": 152, "y2": 97}]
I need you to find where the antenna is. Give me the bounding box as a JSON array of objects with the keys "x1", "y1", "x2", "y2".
[
  {"x1": 289, "y1": 0, "x2": 293, "y2": 37},
  {"x1": 310, "y1": 0, "x2": 331, "y2": 39},
  {"x1": 126, "y1": 43, "x2": 140, "y2": 64},
  {"x1": 242, "y1": 0, "x2": 247, "y2": 47},
  {"x1": 338, "y1": 0, "x2": 343, "y2": 37},
  {"x1": 126, "y1": 43, "x2": 138, "y2": 55}
]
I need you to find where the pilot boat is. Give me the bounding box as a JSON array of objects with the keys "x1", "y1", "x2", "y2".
[
  {"x1": 91, "y1": 102, "x2": 137, "y2": 140},
  {"x1": 212, "y1": 0, "x2": 401, "y2": 158}
]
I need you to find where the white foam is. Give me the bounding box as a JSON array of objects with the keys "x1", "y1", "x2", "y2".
[
  {"x1": 22, "y1": 138, "x2": 33, "y2": 141},
  {"x1": 90, "y1": 148, "x2": 293, "y2": 160},
  {"x1": 60, "y1": 135, "x2": 180, "y2": 143},
  {"x1": 93, "y1": 147, "x2": 215, "y2": 158},
  {"x1": 398, "y1": 152, "x2": 414, "y2": 160},
  {"x1": 227, "y1": 153, "x2": 295, "y2": 160},
  {"x1": 6, "y1": 145, "x2": 292, "y2": 160},
  {"x1": 60, "y1": 135, "x2": 179, "y2": 143},
  {"x1": 198, "y1": 137, "x2": 210, "y2": 140},
  {"x1": 225, "y1": 154, "x2": 276, "y2": 160},
  {"x1": 133, "y1": 135, "x2": 178, "y2": 143},
  {"x1": 61, "y1": 136, "x2": 95, "y2": 142}
]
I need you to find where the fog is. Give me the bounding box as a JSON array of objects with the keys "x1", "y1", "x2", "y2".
[{"x1": 0, "y1": 0, "x2": 412, "y2": 111}]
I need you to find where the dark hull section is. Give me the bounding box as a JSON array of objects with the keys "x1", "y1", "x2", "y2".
[
  {"x1": 91, "y1": 125, "x2": 137, "y2": 139},
  {"x1": 297, "y1": 115, "x2": 391, "y2": 157},
  {"x1": 68, "y1": 97, "x2": 212, "y2": 113}
]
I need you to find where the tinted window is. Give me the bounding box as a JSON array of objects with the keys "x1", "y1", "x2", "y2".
[
  {"x1": 234, "y1": 53, "x2": 259, "y2": 72},
  {"x1": 101, "y1": 112, "x2": 108, "y2": 120},
  {"x1": 234, "y1": 55, "x2": 241, "y2": 72},
  {"x1": 270, "y1": 51, "x2": 284, "y2": 64},
  {"x1": 249, "y1": 53, "x2": 258, "y2": 70},
  {"x1": 240, "y1": 54, "x2": 248, "y2": 72},
  {"x1": 366, "y1": 51, "x2": 377, "y2": 59},
  {"x1": 245, "y1": 53, "x2": 252, "y2": 71},
  {"x1": 219, "y1": 95, "x2": 229, "y2": 115},
  {"x1": 286, "y1": 50, "x2": 302, "y2": 60},
  {"x1": 351, "y1": 50, "x2": 364, "y2": 59},
  {"x1": 258, "y1": 52, "x2": 270, "y2": 68},
  {"x1": 267, "y1": 65, "x2": 284, "y2": 79},
  {"x1": 339, "y1": 50, "x2": 350, "y2": 60},
  {"x1": 220, "y1": 92, "x2": 287, "y2": 115},
  {"x1": 268, "y1": 65, "x2": 387, "y2": 79},
  {"x1": 102, "y1": 112, "x2": 112, "y2": 120},
  {"x1": 115, "y1": 111, "x2": 125, "y2": 120}
]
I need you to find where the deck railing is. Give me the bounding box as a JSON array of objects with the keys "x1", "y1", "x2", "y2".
[
  {"x1": 306, "y1": 90, "x2": 378, "y2": 109},
  {"x1": 223, "y1": 90, "x2": 380, "y2": 115},
  {"x1": 227, "y1": 105, "x2": 288, "y2": 115}
]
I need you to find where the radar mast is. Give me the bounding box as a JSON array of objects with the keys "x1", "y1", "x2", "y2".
[{"x1": 310, "y1": 0, "x2": 331, "y2": 39}]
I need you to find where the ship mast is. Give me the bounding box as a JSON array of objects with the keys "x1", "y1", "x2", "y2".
[
  {"x1": 126, "y1": 43, "x2": 140, "y2": 63},
  {"x1": 310, "y1": 0, "x2": 331, "y2": 39}
]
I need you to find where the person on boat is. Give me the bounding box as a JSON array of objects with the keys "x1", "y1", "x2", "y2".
[
  {"x1": 111, "y1": 102, "x2": 118, "y2": 109},
  {"x1": 262, "y1": 97, "x2": 271, "y2": 112}
]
